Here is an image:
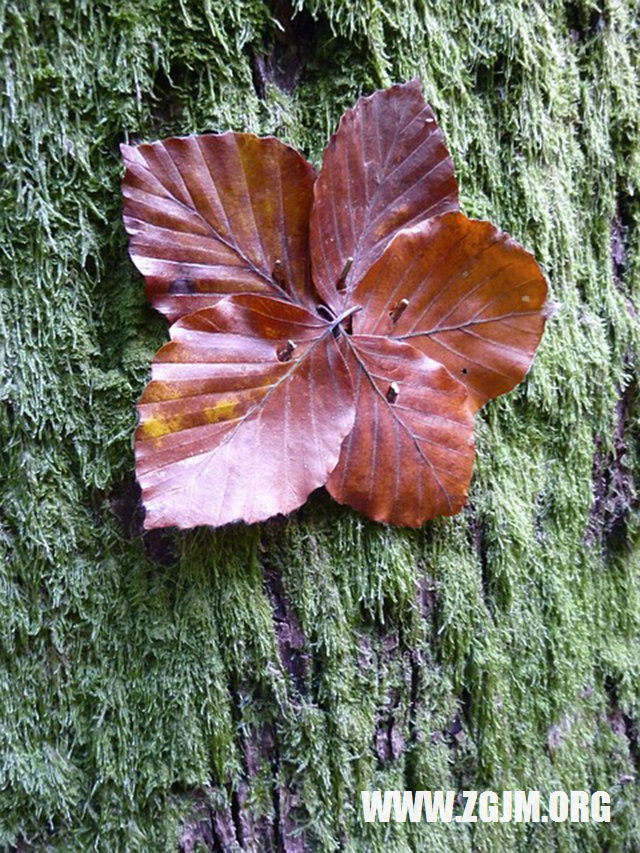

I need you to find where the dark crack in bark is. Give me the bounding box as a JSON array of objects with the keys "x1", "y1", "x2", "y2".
[
  {"x1": 178, "y1": 792, "x2": 216, "y2": 853},
  {"x1": 263, "y1": 564, "x2": 309, "y2": 696},
  {"x1": 587, "y1": 379, "x2": 639, "y2": 553},
  {"x1": 192, "y1": 556, "x2": 311, "y2": 852},
  {"x1": 373, "y1": 628, "x2": 409, "y2": 768},
  {"x1": 250, "y1": 0, "x2": 318, "y2": 98},
  {"x1": 108, "y1": 476, "x2": 177, "y2": 565},
  {"x1": 605, "y1": 677, "x2": 639, "y2": 786}
]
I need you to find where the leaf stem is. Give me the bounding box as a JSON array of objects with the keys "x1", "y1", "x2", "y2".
[{"x1": 330, "y1": 304, "x2": 362, "y2": 333}]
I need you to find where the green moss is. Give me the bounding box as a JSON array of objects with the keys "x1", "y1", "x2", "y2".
[{"x1": 1, "y1": 0, "x2": 639, "y2": 850}]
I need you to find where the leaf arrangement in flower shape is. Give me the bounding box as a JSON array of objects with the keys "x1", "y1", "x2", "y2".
[{"x1": 121, "y1": 79, "x2": 551, "y2": 530}]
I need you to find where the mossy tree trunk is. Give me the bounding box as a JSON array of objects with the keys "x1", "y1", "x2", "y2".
[{"x1": 1, "y1": 1, "x2": 639, "y2": 851}]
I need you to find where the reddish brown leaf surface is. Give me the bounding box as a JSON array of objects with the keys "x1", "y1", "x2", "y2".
[
  {"x1": 135, "y1": 295, "x2": 354, "y2": 528},
  {"x1": 309, "y1": 79, "x2": 459, "y2": 311},
  {"x1": 352, "y1": 213, "x2": 550, "y2": 410},
  {"x1": 121, "y1": 133, "x2": 316, "y2": 323},
  {"x1": 327, "y1": 336, "x2": 475, "y2": 526},
  {"x1": 123, "y1": 81, "x2": 552, "y2": 530}
]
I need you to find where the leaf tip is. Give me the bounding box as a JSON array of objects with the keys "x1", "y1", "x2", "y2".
[{"x1": 119, "y1": 141, "x2": 135, "y2": 160}]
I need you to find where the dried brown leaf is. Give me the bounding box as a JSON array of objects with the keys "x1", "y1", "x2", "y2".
[
  {"x1": 327, "y1": 335, "x2": 475, "y2": 526},
  {"x1": 352, "y1": 213, "x2": 551, "y2": 410},
  {"x1": 135, "y1": 295, "x2": 354, "y2": 527},
  {"x1": 121, "y1": 133, "x2": 316, "y2": 323},
  {"x1": 309, "y1": 79, "x2": 459, "y2": 311},
  {"x1": 122, "y1": 81, "x2": 551, "y2": 530}
]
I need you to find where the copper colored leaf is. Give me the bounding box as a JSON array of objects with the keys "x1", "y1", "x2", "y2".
[
  {"x1": 327, "y1": 335, "x2": 475, "y2": 526},
  {"x1": 121, "y1": 133, "x2": 316, "y2": 323},
  {"x1": 309, "y1": 79, "x2": 459, "y2": 310},
  {"x1": 352, "y1": 212, "x2": 551, "y2": 410},
  {"x1": 135, "y1": 295, "x2": 354, "y2": 529},
  {"x1": 123, "y1": 81, "x2": 552, "y2": 530}
]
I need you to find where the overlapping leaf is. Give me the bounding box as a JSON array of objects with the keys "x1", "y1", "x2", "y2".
[
  {"x1": 350, "y1": 213, "x2": 551, "y2": 410},
  {"x1": 136, "y1": 295, "x2": 354, "y2": 527},
  {"x1": 122, "y1": 80, "x2": 552, "y2": 530},
  {"x1": 121, "y1": 133, "x2": 316, "y2": 322},
  {"x1": 309, "y1": 79, "x2": 459, "y2": 311},
  {"x1": 327, "y1": 336, "x2": 475, "y2": 525}
]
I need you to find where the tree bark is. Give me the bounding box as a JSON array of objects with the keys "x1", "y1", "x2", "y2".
[{"x1": 1, "y1": 0, "x2": 639, "y2": 851}]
